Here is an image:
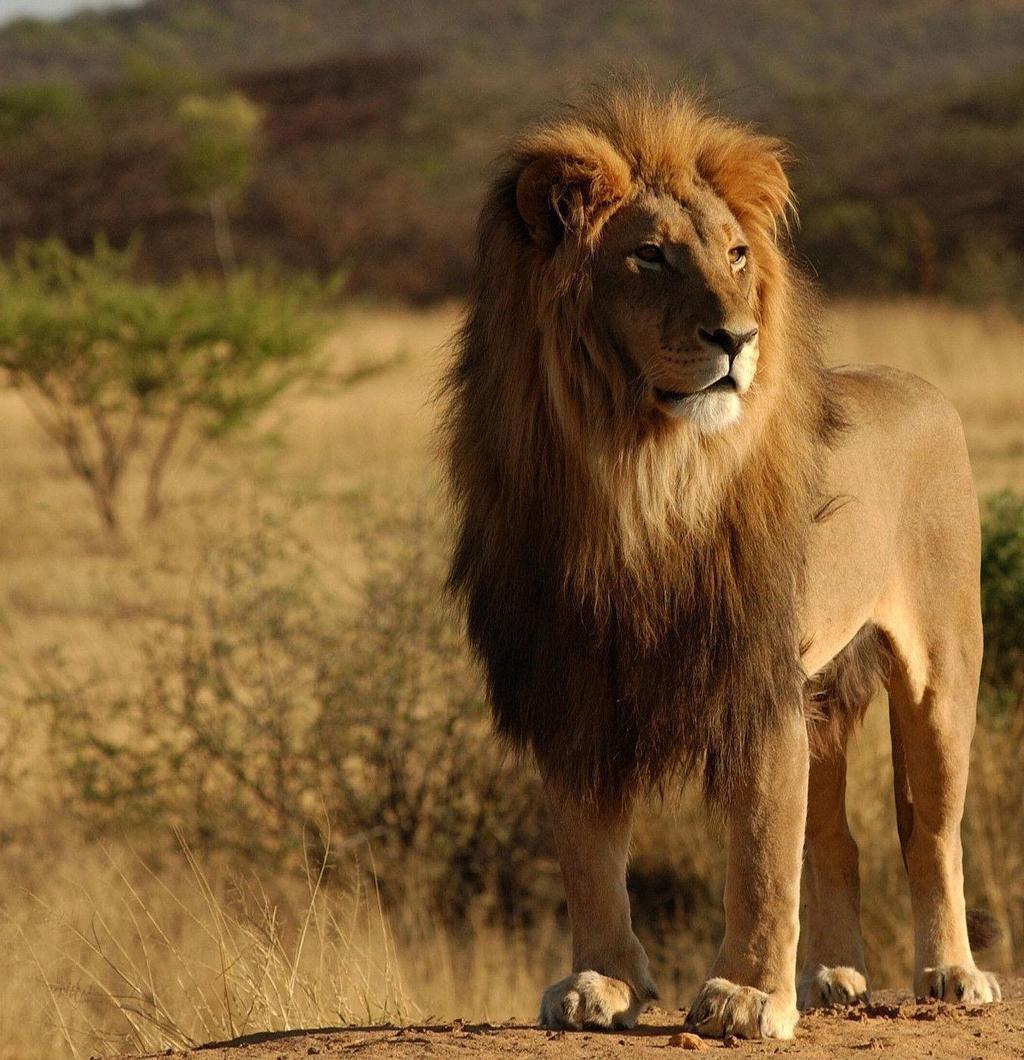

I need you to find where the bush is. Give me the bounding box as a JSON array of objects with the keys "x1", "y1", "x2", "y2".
[
  {"x1": 0, "y1": 82, "x2": 86, "y2": 138},
  {"x1": 0, "y1": 239, "x2": 337, "y2": 536},
  {"x1": 30, "y1": 509, "x2": 556, "y2": 923},
  {"x1": 798, "y1": 199, "x2": 924, "y2": 294},
  {"x1": 980, "y1": 490, "x2": 1024, "y2": 709},
  {"x1": 943, "y1": 235, "x2": 1024, "y2": 310},
  {"x1": 967, "y1": 477, "x2": 1024, "y2": 961}
]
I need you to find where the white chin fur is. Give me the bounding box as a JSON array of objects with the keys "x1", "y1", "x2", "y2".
[{"x1": 663, "y1": 390, "x2": 742, "y2": 433}]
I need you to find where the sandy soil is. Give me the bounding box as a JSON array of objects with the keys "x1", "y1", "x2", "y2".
[{"x1": 118, "y1": 979, "x2": 1024, "y2": 1060}]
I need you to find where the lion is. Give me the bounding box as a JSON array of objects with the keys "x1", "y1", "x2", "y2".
[{"x1": 440, "y1": 85, "x2": 1000, "y2": 1040}]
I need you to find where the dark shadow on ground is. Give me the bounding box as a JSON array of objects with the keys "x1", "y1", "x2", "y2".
[{"x1": 196, "y1": 1017, "x2": 691, "y2": 1051}]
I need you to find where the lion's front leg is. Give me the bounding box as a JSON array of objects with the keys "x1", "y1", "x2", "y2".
[
  {"x1": 538, "y1": 778, "x2": 658, "y2": 1031},
  {"x1": 686, "y1": 713, "x2": 808, "y2": 1040}
]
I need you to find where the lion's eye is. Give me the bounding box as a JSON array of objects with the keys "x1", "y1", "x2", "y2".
[
  {"x1": 729, "y1": 245, "x2": 748, "y2": 273},
  {"x1": 633, "y1": 243, "x2": 665, "y2": 267}
]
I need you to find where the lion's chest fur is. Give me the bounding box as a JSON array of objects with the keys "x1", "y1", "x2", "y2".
[{"x1": 455, "y1": 465, "x2": 812, "y2": 804}]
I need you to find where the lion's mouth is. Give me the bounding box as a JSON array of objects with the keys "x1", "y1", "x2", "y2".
[{"x1": 655, "y1": 376, "x2": 737, "y2": 404}]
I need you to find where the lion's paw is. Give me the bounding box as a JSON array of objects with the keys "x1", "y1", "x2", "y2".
[
  {"x1": 538, "y1": 971, "x2": 643, "y2": 1030},
  {"x1": 685, "y1": 977, "x2": 798, "y2": 1040},
  {"x1": 917, "y1": 965, "x2": 1001, "y2": 1004},
  {"x1": 799, "y1": 965, "x2": 869, "y2": 1009}
]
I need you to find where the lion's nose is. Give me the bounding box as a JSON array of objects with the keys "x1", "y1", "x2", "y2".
[{"x1": 697, "y1": 326, "x2": 758, "y2": 365}]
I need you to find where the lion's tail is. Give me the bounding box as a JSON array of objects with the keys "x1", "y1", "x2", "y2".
[
  {"x1": 965, "y1": 909, "x2": 1004, "y2": 952},
  {"x1": 890, "y1": 694, "x2": 1004, "y2": 954}
]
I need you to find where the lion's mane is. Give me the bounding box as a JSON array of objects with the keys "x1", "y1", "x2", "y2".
[{"x1": 441, "y1": 87, "x2": 844, "y2": 805}]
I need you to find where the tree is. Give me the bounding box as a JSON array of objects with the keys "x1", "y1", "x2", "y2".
[
  {"x1": 0, "y1": 239, "x2": 334, "y2": 538},
  {"x1": 176, "y1": 92, "x2": 262, "y2": 276}
]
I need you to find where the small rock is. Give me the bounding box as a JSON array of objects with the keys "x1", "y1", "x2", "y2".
[
  {"x1": 724, "y1": 1034, "x2": 741, "y2": 1048},
  {"x1": 666, "y1": 1032, "x2": 708, "y2": 1049}
]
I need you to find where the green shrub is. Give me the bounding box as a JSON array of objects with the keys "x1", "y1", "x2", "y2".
[
  {"x1": 798, "y1": 199, "x2": 923, "y2": 294},
  {"x1": 980, "y1": 490, "x2": 1024, "y2": 709},
  {"x1": 0, "y1": 82, "x2": 86, "y2": 138},
  {"x1": 0, "y1": 239, "x2": 337, "y2": 535}
]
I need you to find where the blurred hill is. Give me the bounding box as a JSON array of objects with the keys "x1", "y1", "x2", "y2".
[{"x1": 0, "y1": 0, "x2": 1022, "y2": 303}]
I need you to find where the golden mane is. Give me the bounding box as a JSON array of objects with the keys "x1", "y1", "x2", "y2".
[{"x1": 441, "y1": 86, "x2": 844, "y2": 805}]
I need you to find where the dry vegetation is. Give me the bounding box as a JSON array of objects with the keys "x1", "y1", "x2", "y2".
[
  {"x1": 0, "y1": 298, "x2": 1022, "y2": 1059},
  {"x1": 1, "y1": 4, "x2": 1023, "y2": 305}
]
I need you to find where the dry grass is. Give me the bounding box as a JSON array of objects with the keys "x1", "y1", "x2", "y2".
[
  {"x1": 2, "y1": 840, "x2": 415, "y2": 1058},
  {"x1": 0, "y1": 297, "x2": 1022, "y2": 1058}
]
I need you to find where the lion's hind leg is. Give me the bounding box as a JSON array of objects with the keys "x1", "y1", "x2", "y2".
[
  {"x1": 799, "y1": 730, "x2": 872, "y2": 1010},
  {"x1": 798, "y1": 748, "x2": 870, "y2": 1010},
  {"x1": 886, "y1": 625, "x2": 1001, "y2": 1005},
  {"x1": 799, "y1": 626, "x2": 887, "y2": 1010},
  {"x1": 888, "y1": 670, "x2": 1001, "y2": 1003}
]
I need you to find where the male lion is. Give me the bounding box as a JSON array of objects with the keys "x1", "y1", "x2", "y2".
[{"x1": 441, "y1": 86, "x2": 999, "y2": 1040}]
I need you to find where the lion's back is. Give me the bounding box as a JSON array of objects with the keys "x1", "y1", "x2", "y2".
[{"x1": 828, "y1": 362, "x2": 973, "y2": 498}]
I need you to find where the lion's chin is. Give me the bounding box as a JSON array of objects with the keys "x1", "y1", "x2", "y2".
[{"x1": 661, "y1": 389, "x2": 743, "y2": 433}]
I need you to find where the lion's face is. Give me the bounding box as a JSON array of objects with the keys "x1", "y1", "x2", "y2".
[
  {"x1": 589, "y1": 184, "x2": 759, "y2": 433},
  {"x1": 514, "y1": 108, "x2": 792, "y2": 439}
]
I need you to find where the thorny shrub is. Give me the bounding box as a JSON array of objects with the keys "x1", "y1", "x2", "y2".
[{"x1": 29, "y1": 509, "x2": 557, "y2": 924}]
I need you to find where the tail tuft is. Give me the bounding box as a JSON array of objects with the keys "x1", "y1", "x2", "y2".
[{"x1": 967, "y1": 908, "x2": 1003, "y2": 952}]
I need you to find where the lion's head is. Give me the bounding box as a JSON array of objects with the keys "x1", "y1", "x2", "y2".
[
  {"x1": 442, "y1": 86, "x2": 842, "y2": 805},
  {"x1": 514, "y1": 100, "x2": 791, "y2": 438}
]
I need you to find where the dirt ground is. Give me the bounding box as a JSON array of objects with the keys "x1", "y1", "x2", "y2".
[{"x1": 118, "y1": 979, "x2": 1024, "y2": 1060}]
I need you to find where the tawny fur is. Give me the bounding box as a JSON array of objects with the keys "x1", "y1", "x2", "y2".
[{"x1": 441, "y1": 86, "x2": 845, "y2": 805}]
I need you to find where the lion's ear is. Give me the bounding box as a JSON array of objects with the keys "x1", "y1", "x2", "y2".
[
  {"x1": 699, "y1": 134, "x2": 793, "y2": 241},
  {"x1": 515, "y1": 141, "x2": 630, "y2": 245}
]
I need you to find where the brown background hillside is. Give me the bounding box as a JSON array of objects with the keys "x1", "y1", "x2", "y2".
[{"x1": 0, "y1": 0, "x2": 1022, "y2": 301}]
